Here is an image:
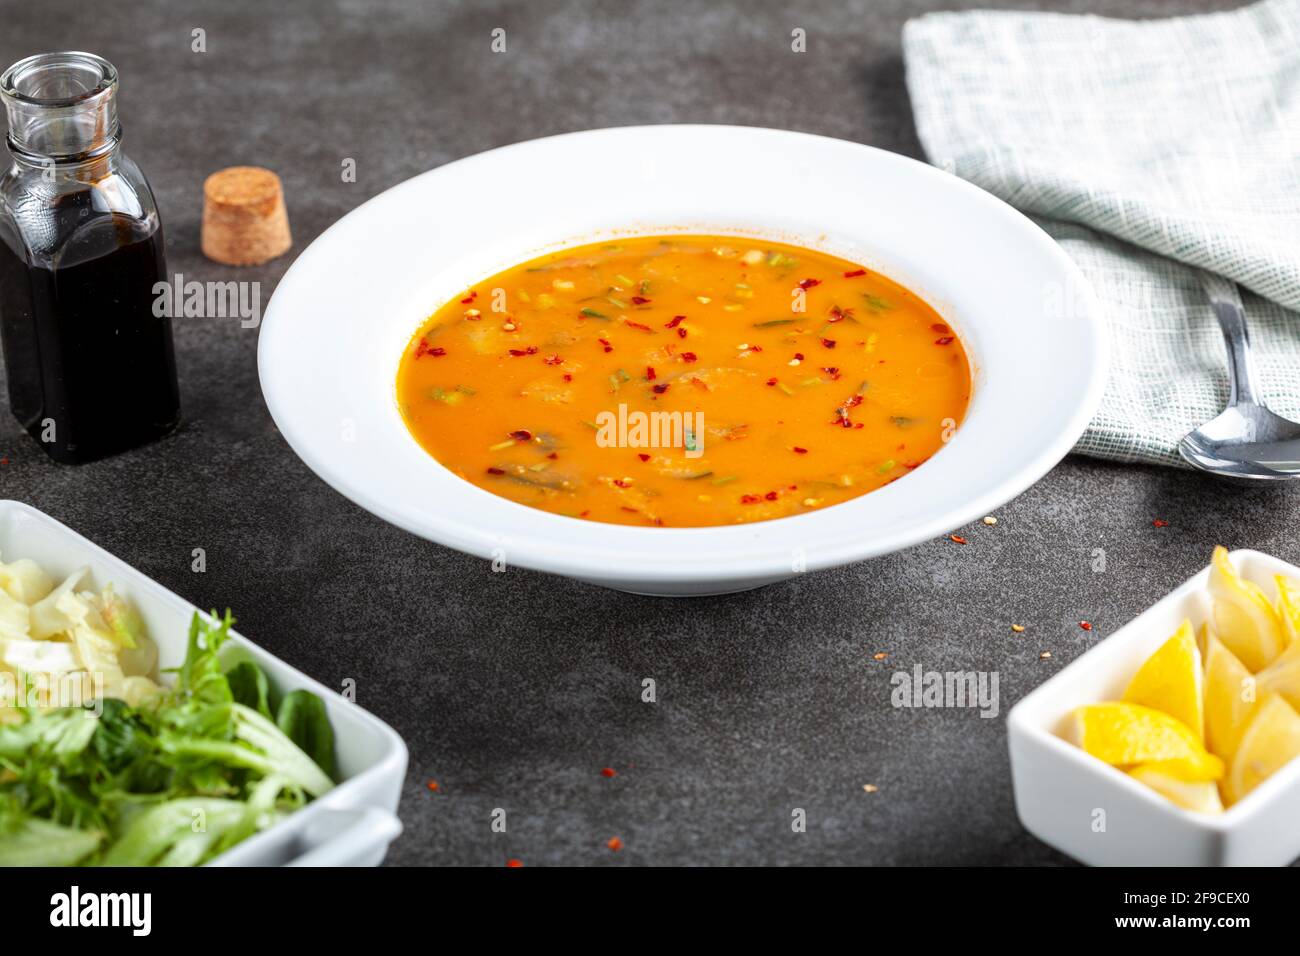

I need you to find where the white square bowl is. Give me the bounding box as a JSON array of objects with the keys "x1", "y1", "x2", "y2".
[
  {"x1": 0, "y1": 500, "x2": 408, "y2": 866},
  {"x1": 1008, "y1": 549, "x2": 1300, "y2": 866}
]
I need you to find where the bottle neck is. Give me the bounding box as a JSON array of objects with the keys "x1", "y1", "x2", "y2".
[{"x1": 1, "y1": 52, "x2": 120, "y2": 164}]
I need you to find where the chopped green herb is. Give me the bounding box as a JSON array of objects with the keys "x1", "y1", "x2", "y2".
[
  {"x1": 711, "y1": 475, "x2": 738, "y2": 485},
  {"x1": 863, "y1": 294, "x2": 892, "y2": 312},
  {"x1": 580, "y1": 307, "x2": 609, "y2": 319},
  {"x1": 752, "y1": 319, "x2": 796, "y2": 328}
]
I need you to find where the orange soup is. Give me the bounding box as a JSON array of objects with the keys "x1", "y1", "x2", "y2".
[{"x1": 397, "y1": 236, "x2": 970, "y2": 527}]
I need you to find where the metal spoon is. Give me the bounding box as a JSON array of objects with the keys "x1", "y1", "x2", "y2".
[{"x1": 1178, "y1": 272, "x2": 1300, "y2": 480}]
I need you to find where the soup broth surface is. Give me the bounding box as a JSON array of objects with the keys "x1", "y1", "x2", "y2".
[{"x1": 397, "y1": 235, "x2": 970, "y2": 527}]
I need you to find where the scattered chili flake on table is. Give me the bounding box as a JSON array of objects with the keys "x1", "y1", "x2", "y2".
[
  {"x1": 872, "y1": 652, "x2": 888, "y2": 661},
  {"x1": 425, "y1": 780, "x2": 440, "y2": 792},
  {"x1": 1079, "y1": 621, "x2": 1093, "y2": 631},
  {"x1": 1152, "y1": 518, "x2": 1168, "y2": 528},
  {"x1": 1011, "y1": 624, "x2": 1025, "y2": 633},
  {"x1": 506, "y1": 859, "x2": 524, "y2": 868},
  {"x1": 948, "y1": 534, "x2": 967, "y2": 545},
  {"x1": 600, "y1": 767, "x2": 617, "y2": 778},
  {"x1": 606, "y1": 837, "x2": 624, "y2": 852}
]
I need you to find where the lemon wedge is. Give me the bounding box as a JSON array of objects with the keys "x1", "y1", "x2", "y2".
[
  {"x1": 1204, "y1": 632, "x2": 1259, "y2": 764},
  {"x1": 1071, "y1": 702, "x2": 1222, "y2": 779},
  {"x1": 1224, "y1": 694, "x2": 1300, "y2": 806},
  {"x1": 1208, "y1": 546, "x2": 1286, "y2": 673},
  {"x1": 1122, "y1": 620, "x2": 1203, "y2": 741},
  {"x1": 1128, "y1": 763, "x2": 1224, "y2": 813},
  {"x1": 1257, "y1": 630, "x2": 1300, "y2": 715},
  {"x1": 1275, "y1": 574, "x2": 1300, "y2": 647}
]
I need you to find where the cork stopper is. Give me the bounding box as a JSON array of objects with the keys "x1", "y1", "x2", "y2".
[{"x1": 201, "y1": 166, "x2": 292, "y2": 266}]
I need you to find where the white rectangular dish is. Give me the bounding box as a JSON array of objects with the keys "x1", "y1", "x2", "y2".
[
  {"x1": 1007, "y1": 549, "x2": 1300, "y2": 866},
  {"x1": 0, "y1": 499, "x2": 407, "y2": 867}
]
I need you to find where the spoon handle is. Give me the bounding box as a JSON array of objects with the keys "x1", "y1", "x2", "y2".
[{"x1": 1199, "y1": 271, "x2": 1262, "y2": 407}]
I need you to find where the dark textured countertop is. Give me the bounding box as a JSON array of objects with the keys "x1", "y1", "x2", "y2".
[{"x1": 0, "y1": 0, "x2": 1278, "y2": 866}]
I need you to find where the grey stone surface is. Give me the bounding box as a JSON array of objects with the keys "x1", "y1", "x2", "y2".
[{"x1": 0, "y1": 0, "x2": 1275, "y2": 866}]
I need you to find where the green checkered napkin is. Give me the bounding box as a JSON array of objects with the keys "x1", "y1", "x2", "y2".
[{"x1": 903, "y1": 0, "x2": 1300, "y2": 466}]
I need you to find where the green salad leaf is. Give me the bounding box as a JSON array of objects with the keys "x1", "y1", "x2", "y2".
[{"x1": 0, "y1": 610, "x2": 337, "y2": 866}]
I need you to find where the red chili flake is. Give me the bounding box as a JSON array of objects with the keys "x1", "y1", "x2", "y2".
[
  {"x1": 1080, "y1": 621, "x2": 1093, "y2": 631},
  {"x1": 547, "y1": 452, "x2": 558, "y2": 460},
  {"x1": 646, "y1": 366, "x2": 657, "y2": 380},
  {"x1": 459, "y1": 290, "x2": 478, "y2": 304},
  {"x1": 638, "y1": 453, "x2": 651, "y2": 462},
  {"x1": 903, "y1": 460, "x2": 923, "y2": 469},
  {"x1": 486, "y1": 467, "x2": 505, "y2": 475},
  {"x1": 934, "y1": 336, "x2": 954, "y2": 346},
  {"x1": 794, "y1": 352, "x2": 805, "y2": 361},
  {"x1": 676, "y1": 327, "x2": 687, "y2": 339},
  {"x1": 600, "y1": 767, "x2": 618, "y2": 778},
  {"x1": 1152, "y1": 519, "x2": 1168, "y2": 528},
  {"x1": 765, "y1": 377, "x2": 778, "y2": 386},
  {"x1": 652, "y1": 383, "x2": 670, "y2": 394},
  {"x1": 949, "y1": 534, "x2": 967, "y2": 545},
  {"x1": 426, "y1": 780, "x2": 440, "y2": 792},
  {"x1": 821, "y1": 367, "x2": 841, "y2": 380},
  {"x1": 748, "y1": 344, "x2": 763, "y2": 352},
  {"x1": 0, "y1": 458, "x2": 7, "y2": 466},
  {"x1": 607, "y1": 837, "x2": 624, "y2": 852},
  {"x1": 563, "y1": 373, "x2": 573, "y2": 382},
  {"x1": 631, "y1": 295, "x2": 651, "y2": 305},
  {"x1": 828, "y1": 305, "x2": 855, "y2": 323},
  {"x1": 543, "y1": 353, "x2": 564, "y2": 365},
  {"x1": 598, "y1": 338, "x2": 613, "y2": 353},
  {"x1": 764, "y1": 491, "x2": 778, "y2": 501},
  {"x1": 843, "y1": 268, "x2": 868, "y2": 278},
  {"x1": 931, "y1": 323, "x2": 951, "y2": 333},
  {"x1": 792, "y1": 446, "x2": 808, "y2": 454},
  {"x1": 508, "y1": 346, "x2": 538, "y2": 356},
  {"x1": 665, "y1": 315, "x2": 686, "y2": 329},
  {"x1": 414, "y1": 340, "x2": 430, "y2": 358},
  {"x1": 431, "y1": 347, "x2": 446, "y2": 357},
  {"x1": 510, "y1": 430, "x2": 533, "y2": 442},
  {"x1": 820, "y1": 338, "x2": 836, "y2": 349},
  {"x1": 680, "y1": 352, "x2": 698, "y2": 363},
  {"x1": 798, "y1": 278, "x2": 822, "y2": 290},
  {"x1": 740, "y1": 494, "x2": 762, "y2": 504},
  {"x1": 613, "y1": 478, "x2": 632, "y2": 488},
  {"x1": 506, "y1": 859, "x2": 524, "y2": 868},
  {"x1": 624, "y1": 320, "x2": 652, "y2": 332}
]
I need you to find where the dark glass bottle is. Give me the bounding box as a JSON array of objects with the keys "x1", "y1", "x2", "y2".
[{"x1": 0, "y1": 52, "x2": 180, "y2": 464}]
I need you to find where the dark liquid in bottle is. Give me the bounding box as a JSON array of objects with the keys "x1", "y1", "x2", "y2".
[{"x1": 0, "y1": 208, "x2": 181, "y2": 464}]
